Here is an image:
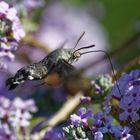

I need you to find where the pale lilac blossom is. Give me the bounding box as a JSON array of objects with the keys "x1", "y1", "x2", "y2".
[
  {"x1": 80, "y1": 95, "x2": 91, "y2": 103},
  {"x1": 94, "y1": 131, "x2": 103, "y2": 140},
  {"x1": 0, "y1": 123, "x2": 17, "y2": 140},
  {"x1": 0, "y1": 1, "x2": 25, "y2": 69},
  {"x1": 70, "y1": 107, "x2": 93, "y2": 127},
  {"x1": 0, "y1": 95, "x2": 37, "y2": 137}
]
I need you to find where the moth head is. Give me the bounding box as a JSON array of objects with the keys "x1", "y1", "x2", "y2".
[
  {"x1": 70, "y1": 44, "x2": 95, "y2": 63},
  {"x1": 69, "y1": 32, "x2": 95, "y2": 63},
  {"x1": 71, "y1": 51, "x2": 81, "y2": 62}
]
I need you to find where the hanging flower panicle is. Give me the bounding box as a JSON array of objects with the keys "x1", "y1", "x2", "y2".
[
  {"x1": 0, "y1": 96, "x2": 37, "y2": 139},
  {"x1": 0, "y1": 1, "x2": 25, "y2": 69}
]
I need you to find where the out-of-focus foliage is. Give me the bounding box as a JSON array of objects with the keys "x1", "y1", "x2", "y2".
[{"x1": 102, "y1": 0, "x2": 140, "y2": 47}]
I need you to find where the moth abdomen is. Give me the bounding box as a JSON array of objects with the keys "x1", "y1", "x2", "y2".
[
  {"x1": 6, "y1": 77, "x2": 23, "y2": 90},
  {"x1": 6, "y1": 63, "x2": 49, "y2": 90},
  {"x1": 6, "y1": 68, "x2": 27, "y2": 90}
]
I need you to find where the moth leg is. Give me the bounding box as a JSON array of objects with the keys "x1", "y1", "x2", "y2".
[
  {"x1": 40, "y1": 60, "x2": 75, "y2": 87},
  {"x1": 56, "y1": 59, "x2": 76, "y2": 77}
]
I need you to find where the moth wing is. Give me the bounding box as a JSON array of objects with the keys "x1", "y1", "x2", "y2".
[{"x1": 35, "y1": 60, "x2": 75, "y2": 87}]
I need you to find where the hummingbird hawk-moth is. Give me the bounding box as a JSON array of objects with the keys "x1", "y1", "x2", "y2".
[
  {"x1": 6, "y1": 32, "x2": 95, "y2": 90},
  {"x1": 6, "y1": 32, "x2": 117, "y2": 91}
]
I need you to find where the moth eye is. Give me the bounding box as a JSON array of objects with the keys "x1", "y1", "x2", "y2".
[{"x1": 74, "y1": 52, "x2": 81, "y2": 58}]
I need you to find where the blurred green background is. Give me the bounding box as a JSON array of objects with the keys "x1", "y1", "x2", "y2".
[
  {"x1": 61, "y1": 0, "x2": 140, "y2": 46},
  {"x1": 60, "y1": 0, "x2": 140, "y2": 68}
]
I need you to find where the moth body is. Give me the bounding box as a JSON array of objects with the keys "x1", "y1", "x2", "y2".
[
  {"x1": 6, "y1": 32, "x2": 95, "y2": 90},
  {"x1": 6, "y1": 48, "x2": 80, "y2": 90}
]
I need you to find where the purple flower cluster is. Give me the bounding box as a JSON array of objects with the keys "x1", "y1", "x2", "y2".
[
  {"x1": 63, "y1": 107, "x2": 134, "y2": 140},
  {"x1": 104, "y1": 70, "x2": 140, "y2": 122},
  {"x1": 0, "y1": 1, "x2": 25, "y2": 69},
  {"x1": 0, "y1": 96, "x2": 37, "y2": 139},
  {"x1": 92, "y1": 109, "x2": 134, "y2": 140}
]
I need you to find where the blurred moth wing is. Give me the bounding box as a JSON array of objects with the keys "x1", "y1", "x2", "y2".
[
  {"x1": 43, "y1": 72, "x2": 62, "y2": 86},
  {"x1": 42, "y1": 59, "x2": 76, "y2": 87}
]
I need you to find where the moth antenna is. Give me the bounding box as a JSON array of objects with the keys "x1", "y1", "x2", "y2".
[
  {"x1": 73, "y1": 31, "x2": 85, "y2": 50},
  {"x1": 80, "y1": 50, "x2": 122, "y2": 96},
  {"x1": 74, "y1": 44, "x2": 95, "y2": 53}
]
